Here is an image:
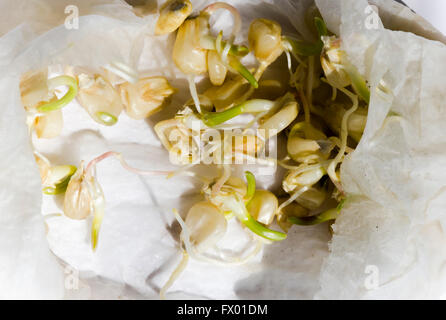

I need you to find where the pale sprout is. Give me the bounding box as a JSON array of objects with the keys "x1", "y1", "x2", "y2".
[
  {"x1": 247, "y1": 190, "x2": 278, "y2": 225},
  {"x1": 34, "y1": 109, "x2": 63, "y2": 139},
  {"x1": 248, "y1": 18, "x2": 283, "y2": 67},
  {"x1": 155, "y1": 0, "x2": 192, "y2": 35},
  {"x1": 173, "y1": 16, "x2": 209, "y2": 75},
  {"x1": 119, "y1": 77, "x2": 175, "y2": 120},
  {"x1": 77, "y1": 74, "x2": 123, "y2": 126},
  {"x1": 41, "y1": 164, "x2": 77, "y2": 195},
  {"x1": 184, "y1": 201, "x2": 227, "y2": 252},
  {"x1": 63, "y1": 162, "x2": 93, "y2": 220},
  {"x1": 287, "y1": 122, "x2": 328, "y2": 164},
  {"x1": 323, "y1": 102, "x2": 367, "y2": 143},
  {"x1": 282, "y1": 165, "x2": 326, "y2": 193},
  {"x1": 20, "y1": 70, "x2": 53, "y2": 110},
  {"x1": 207, "y1": 50, "x2": 228, "y2": 86},
  {"x1": 183, "y1": 95, "x2": 214, "y2": 113},
  {"x1": 348, "y1": 112, "x2": 367, "y2": 134}
]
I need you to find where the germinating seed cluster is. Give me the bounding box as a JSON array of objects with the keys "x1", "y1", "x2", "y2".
[{"x1": 20, "y1": 0, "x2": 371, "y2": 299}]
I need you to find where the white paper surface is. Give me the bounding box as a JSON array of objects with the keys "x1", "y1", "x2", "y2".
[{"x1": 2, "y1": 0, "x2": 446, "y2": 300}]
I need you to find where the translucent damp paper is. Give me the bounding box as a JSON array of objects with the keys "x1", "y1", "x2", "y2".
[
  {"x1": 315, "y1": 0, "x2": 446, "y2": 299},
  {"x1": 1, "y1": 0, "x2": 446, "y2": 299}
]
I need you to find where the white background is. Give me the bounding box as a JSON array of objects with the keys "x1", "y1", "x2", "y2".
[{"x1": 404, "y1": 0, "x2": 446, "y2": 35}]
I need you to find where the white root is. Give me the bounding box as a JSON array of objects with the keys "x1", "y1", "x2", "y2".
[
  {"x1": 174, "y1": 209, "x2": 262, "y2": 266},
  {"x1": 187, "y1": 75, "x2": 202, "y2": 114},
  {"x1": 277, "y1": 186, "x2": 309, "y2": 214},
  {"x1": 326, "y1": 86, "x2": 359, "y2": 191},
  {"x1": 160, "y1": 250, "x2": 189, "y2": 300}
]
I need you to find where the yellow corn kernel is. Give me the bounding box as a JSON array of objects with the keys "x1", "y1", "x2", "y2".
[
  {"x1": 34, "y1": 154, "x2": 51, "y2": 185},
  {"x1": 77, "y1": 74, "x2": 123, "y2": 126},
  {"x1": 155, "y1": 0, "x2": 193, "y2": 35},
  {"x1": 63, "y1": 163, "x2": 92, "y2": 220},
  {"x1": 203, "y1": 76, "x2": 250, "y2": 112},
  {"x1": 277, "y1": 200, "x2": 308, "y2": 232},
  {"x1": 321, "y1": 36, "x2": 351, "y2": 88},
  {"x1": 20, "y1": 70, "x2": 52, "y2": 110},
  {"x1": 207, "y1": 50, "x2": 227, "y2": 86},
  {"x1": 120, "y1": 77, "x2": 175, "y2": 120},
  {"x1": 173, "y1": 16, "x2": 208, "y2": 75},
  {"x1": 248, "y1": 18, "x2": 283, "y2": 65},
  {"x1": 295, "y1": 187, "x2": 327, "y2": 210},
  {"x1": 185, "y1": 201, "x2": 227, "y2": 252},
  {"x1": 247, "y1": 190, "x2": 278, "y2": 225},
  {"x1": 282, "y1": 166, "x2": 326, "y2": 193}
]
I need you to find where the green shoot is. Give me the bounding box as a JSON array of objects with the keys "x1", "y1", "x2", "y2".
[
  {"x1": 38, "y1": 76, "x2": 78, "y2": 112},
  {"x1": 228, "y1": 56, "x2": 258, "y2": 88},
  {"x1": 226, "y1": 196, "x2": 287, "y2": 241},
  {"x1": 96, "y1": 112, "x2": 118, "y2": 126},
  {"x1": 283, "y1": 36, "x2": 322, "y2": 57}
]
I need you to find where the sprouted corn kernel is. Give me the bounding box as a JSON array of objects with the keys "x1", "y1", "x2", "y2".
[
  {"x1": 42, "y1": 165, "x2": 77, "y2": 195},
  {"x1": 173, "y1": 16, "x2": 209, "y2": 75},
  {"x1": 185, "y1": 201, "x2": 227, "y2": 252},
  {"x1": 155, "y1": 0, "x2": 193, "y2": 35},
  {"x1": 77, "y1": 74, "x2": 123, "y2": 126},
  {"x1": 320, "y1": 36, "x2": 351, "y2": 89},
  {"x1": 247, "y1": 190, "x2": 278, "y2": 225},
  {"x1": 63, "y1": 163, "x2": 92, "y2": 220},
  {"x1": 34, "y1": 154, "x2": 51, "y2": 185},
  {"x1": 283, "y1": 166, "x2": 326, "y2": 193},
  {"x1": 120, "y1": 77, "x2": 175, "y2": 120},
  {"x1": 295, "y1": 187, "x2": 327, "y2": 211},
  {"x1": 232, "y1": 134, "x2": 263, "y2": 155}
]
